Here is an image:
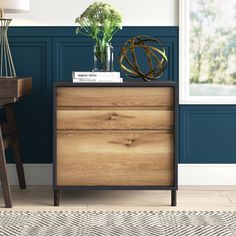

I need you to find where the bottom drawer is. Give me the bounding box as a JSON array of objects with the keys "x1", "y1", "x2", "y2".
[{"x1": 56, "y1": 131, "x2": 174, "y2": 186}]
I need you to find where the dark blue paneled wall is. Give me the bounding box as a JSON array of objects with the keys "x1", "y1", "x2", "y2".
[
  {"x1": 4, "y1": 27, "x2": 235, "y2": 164},
  {"x1": 180, "y1": 106, "x2": 236, "y2": 163}
]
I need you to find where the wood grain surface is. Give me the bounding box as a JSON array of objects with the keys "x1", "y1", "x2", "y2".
[
  {"x1": 57, "y1": 110, "x2": 174, "y2": 130},
  {"x1": 0, "y1": 77, "x2": 32, "y2": 98},
  {"x1": 57, "y1": 87, "x2": 174, "y2": 107},
  {"x1": 57, "y1": 132, "x2": 174, "y2": 186}
]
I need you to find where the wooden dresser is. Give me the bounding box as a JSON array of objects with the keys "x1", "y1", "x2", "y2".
[{"x1": 53, "y1": 82, "x2": 178, "y2": 206}]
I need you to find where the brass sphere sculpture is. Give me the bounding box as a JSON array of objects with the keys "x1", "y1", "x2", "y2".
[{"x1": 119, "y1": 35, "x2": 168, "y2": 81}]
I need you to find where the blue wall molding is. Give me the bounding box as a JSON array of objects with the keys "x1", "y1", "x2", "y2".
[
  {"x1": 3, "y1": 27, "x2": 236, "y2": 163},
  {"x1": 5, "y1": 26, "x2": 235, "y2": 164},
  {"x1": 6, "y1": 26, "x2": 178, "y2": 163},
  {"x1": 180, "y1": 106, "x2": 236, "y2": 164},
  {"x1": 8, "y1": 26, "x2": 178, "y2": 37}
]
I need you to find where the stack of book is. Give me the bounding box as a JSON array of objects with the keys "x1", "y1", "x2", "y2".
[{"x1": 72, "y1": 71, "x2": 123, "y2": 83}]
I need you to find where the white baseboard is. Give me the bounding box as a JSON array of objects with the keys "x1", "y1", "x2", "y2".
[
  {"x1": 6, "y1": 164, "x2": 52, "y2": 186},
  {"x1": 5, "y1": 164, "x2": 236, "y2": 186},
  {"x1": 178, "y1": 164, "x2": 236, "y2": 185}
]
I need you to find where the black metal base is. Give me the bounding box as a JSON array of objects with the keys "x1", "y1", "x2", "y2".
[
  {"x1": 54, "y1": 190, "x2": 60, "y2": 206},
  {"x1": 53, "y1": 189, "x2": 177, "y2": 207},
  {"x1": 171, "y1": 190, "x2": 177, "y2": 206}
]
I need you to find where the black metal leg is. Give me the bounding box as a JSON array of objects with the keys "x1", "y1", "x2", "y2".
[
  {"x1": 171, "y1": 190, "x2": 177, "y2": 206},
  {"x1": 54, "y1": 190, "x2": 60, "y2": 206}
]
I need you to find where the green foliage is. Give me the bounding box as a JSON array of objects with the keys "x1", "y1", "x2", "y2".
[
  {"x1": 190, "y1": 0, "x2": 236, "y2": 86},
  {"x1": 75, "y1": 2, "x2": 122, "y2": 47}
]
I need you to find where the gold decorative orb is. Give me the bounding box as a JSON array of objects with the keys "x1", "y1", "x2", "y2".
[{"x1": 119, "y1": 35, "x2": 168, "y2": 81}]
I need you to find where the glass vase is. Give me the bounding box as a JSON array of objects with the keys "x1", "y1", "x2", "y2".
[{"x1": 93, "y1": 43, "x2": 114, "y2": 72}]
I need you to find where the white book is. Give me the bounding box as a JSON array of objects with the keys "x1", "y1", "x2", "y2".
[
  {"x1": 73, "y1": 76, "x2": 121, "y2": 81},
  {"x1": 72, "y1": 71, "x2": 120, "y2": 79},
  {"x1": 73, "y1": 78, "x2": 123, "y2": 83}
]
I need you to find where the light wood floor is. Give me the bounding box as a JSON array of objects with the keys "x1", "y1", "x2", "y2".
[{"x1": 0, "y1": 186, "x2": 236, "y2": 211}]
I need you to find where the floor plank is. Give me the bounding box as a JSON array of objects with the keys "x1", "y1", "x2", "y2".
[{"x1": 0, "y1": 186, "x2": 235, "y2": 211}]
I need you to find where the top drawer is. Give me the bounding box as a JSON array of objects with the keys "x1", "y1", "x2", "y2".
[{"x1": 57, "y1": 87, "x2": 174, "y2": 107}]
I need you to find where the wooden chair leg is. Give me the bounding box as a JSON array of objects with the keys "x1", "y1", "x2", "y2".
[
  {"x1": 4, "y1": 104, "x2": 26, "y2": 189},
  {"x1": 0, "y1": 126, "x2": 12, "y2": 208}
]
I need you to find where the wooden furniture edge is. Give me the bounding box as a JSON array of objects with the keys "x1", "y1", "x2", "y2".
[{"x1": 52, "y1": 81, "x2": 179, "y2": 207}]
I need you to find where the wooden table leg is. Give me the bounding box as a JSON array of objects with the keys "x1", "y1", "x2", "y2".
[
  {"x1": 4, "y1": 104, "x2": 26, "y2": 189},
  {"x1": 0, "y1": 126, "x2": 12, "y2": 208}
]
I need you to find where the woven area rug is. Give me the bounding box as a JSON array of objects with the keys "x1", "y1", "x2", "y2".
[{"x1": 0, "y1": 211, "x2": 236, "y2": 236}]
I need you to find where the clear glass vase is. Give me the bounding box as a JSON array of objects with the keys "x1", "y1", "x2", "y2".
[{"x1": 93, "y1": 43, "x2": 114, "y2": 72}]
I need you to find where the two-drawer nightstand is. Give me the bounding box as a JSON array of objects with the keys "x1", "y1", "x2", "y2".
[{"x1": 53, "y1": 81, "x2": 178, "y2": 206}]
